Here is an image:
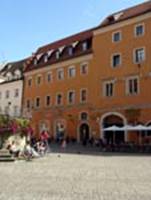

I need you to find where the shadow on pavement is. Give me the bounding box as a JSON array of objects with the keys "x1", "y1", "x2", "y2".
[{"x1": 48, "y1": 143, "x2": 151, "y2": 157}]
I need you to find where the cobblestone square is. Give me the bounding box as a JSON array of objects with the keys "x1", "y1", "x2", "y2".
[{"x1": 0, "y1": 153, "x2": 151, "y2": 200}]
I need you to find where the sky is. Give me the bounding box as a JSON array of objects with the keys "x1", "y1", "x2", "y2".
[{"x1": 0, "y1": 0, "x2": 148, "y2": 62}]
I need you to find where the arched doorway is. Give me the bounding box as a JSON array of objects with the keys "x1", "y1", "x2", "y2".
[
  {"x1": 79, "y1": 123, "x2": 90, "y2": 142},
  {"x1": 101, "y1": 113, "x2": 126, "y2": 145}
]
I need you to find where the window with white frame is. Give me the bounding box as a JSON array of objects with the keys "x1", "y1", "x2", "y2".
[
  {"x1": 5, "y1": 90, "x2": 10, "y2": 99},
  {"x1": 46, "y1": 95, "x2": 51, "y2": 107},
  {"x1": 28, "y1": 78, "x2": 32, "y2": 87},
  {"x1": 36, "y1": 75, "x2": 42, "y2": 85},
  {"x1": 68, "y1": 91, "x2": 75, "y2": 104},
  {"x1": 112, "y1": 31, "x2": 121, "y2": 42},
  {"x1": 135, "y1": 24, "x2": 144, "y2": 37},
  {"x1": 56, "y1": 93, "x2": 63, "y2": 105},
  {"x1": 80, "y1": 89, "x2": 87, "y2": 103},
  {"x1": 134, "y1": 48, "x2": 145, "y2": 63},
  {"x1": 35, "y1": 97, "x2": 40, "y2": 108},
  {"x1": 68, "y1": 66, "x2": 76, "y2": 78},
  {"x1": 14, "y1": 89, "x2": 19, "y2": 97},
  {"x1": 81, "y1": 62, "x2": 88, "y2": 75},
  {"x1": 126, "y1": 77, "x2": 139, "y2": 95},
  {"x1": 14, "y1": 106, "x2": 19, "y2": 116},
  {"x1": 112, "y1": 54, "x2": 121, "y2": 67},
  {"x1": 103, "y1": 81, "x2": 114, "y2": 97},
  {"x1": 57, "y1": 69, "x2": 64, "y2": 80},
  {"x1": 47, "y1": 72, "x2": 53, "y2": 83}
]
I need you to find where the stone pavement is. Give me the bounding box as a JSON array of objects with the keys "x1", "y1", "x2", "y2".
[{"x1": 0, "y1": 153, "x2": 151, "y2": 200}]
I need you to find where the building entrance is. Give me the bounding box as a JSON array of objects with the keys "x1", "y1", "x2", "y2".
[
  {"x1": 103, "y1": 114, "x2": 125, "y2": 145},
  {"x1": 79, "y1": 123, "x2": 90, "y2": 143}
]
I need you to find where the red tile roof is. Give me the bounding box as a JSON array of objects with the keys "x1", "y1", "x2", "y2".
[
  {"x1": 100, "y1": 0, "x2": 151, "y2": 27},
  {"x1": 36, "y1": 28, "x2": 93, "y2": 55}
]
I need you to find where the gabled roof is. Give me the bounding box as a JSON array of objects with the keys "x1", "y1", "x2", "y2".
[
  {"x1": 0, "y1": 58, "x2": 27, "y2": 76},
  {"x1": 99, "y1": 0, "x2": 151, "y2": 28}
]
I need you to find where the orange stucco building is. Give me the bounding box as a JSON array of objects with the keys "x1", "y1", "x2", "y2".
[{"x1": 23, "y1": 1, "x2": 151, "y2": 144}]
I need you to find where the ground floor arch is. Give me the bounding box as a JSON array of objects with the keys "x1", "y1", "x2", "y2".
[
  {"x1": 101, "y1": 112, "x2": 127, "y2": 144},
  {"x1": 79, "y1": 123, "x2": 90, "y2": 143}
]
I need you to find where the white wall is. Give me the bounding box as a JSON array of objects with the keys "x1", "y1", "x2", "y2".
[{"x1": 0, "y1": 80, "x2": 23, "y2": 117}]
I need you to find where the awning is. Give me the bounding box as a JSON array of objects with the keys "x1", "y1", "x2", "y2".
[
  {"x1": 103, "y1": 125, "x2": 151, "y2": 131},
  {"x1": 103, "y1": 125, "x2": 124, "y2": 131}
]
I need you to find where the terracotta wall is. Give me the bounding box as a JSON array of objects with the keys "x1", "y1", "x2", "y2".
[{"x1": 23, "y1": 14, "x2": 151, "y2": 142}]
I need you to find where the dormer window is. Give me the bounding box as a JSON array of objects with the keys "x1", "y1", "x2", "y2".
[
  {"x1": 44, "y1": 54, "x2": 48, "y2": 63},
  {"x1": 8, "y1": 64, "x2": 12, "y2": 69},
  {"x1": 34, "y1": 59, "x2": 37, "y2": 65},
  {"x1": 68, "y1": 47, "x2": 73, "y2": 56},
  {"x1": 6, "y1": 72, "x2": 12, "y2": 81},
  {"x1": 48, "y1": 50, "x2": 53, "y2": 57},
  {"x1": 113, "y1": 12, "x2": 123, "y2": 21},
  {"x1": 82, "y1": 42, "x2": 88, "y2": 51},
  {"x1": 15, "y1": 70, "x2": 21, "y2": 79},
  {"x1": 56, "y1": 51, "x2": 60, "y2": 59}
]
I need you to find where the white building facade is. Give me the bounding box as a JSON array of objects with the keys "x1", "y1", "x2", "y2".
[
  {"x1": 0, "y1": 80, "x2": 23, "y2": 117},
  {"x1": 0, "y1": 59, "x2": 26, "y2": 117}
]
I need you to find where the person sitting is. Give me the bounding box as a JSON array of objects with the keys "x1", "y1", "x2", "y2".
[
  {"x1": 36, "y1": 141, "x2": 46, "y2": 156},
  {"x1": 24, "y1": 141, "x2": 33, "y2": 160},
  {"x1": 9, "y1": 141, "x2": 20, "y2": 157}
]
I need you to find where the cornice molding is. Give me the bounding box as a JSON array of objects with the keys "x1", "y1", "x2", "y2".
[{"x1": 24, "y1": 54, "x2": 93, "y2": 76}]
